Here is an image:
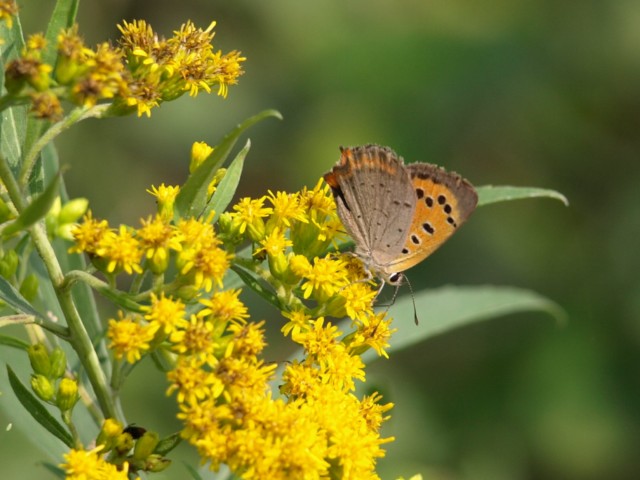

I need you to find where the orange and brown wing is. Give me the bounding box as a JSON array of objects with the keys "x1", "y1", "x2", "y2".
[{"x1": 382, "y1": 162, "x2": 477, "y2": 274}]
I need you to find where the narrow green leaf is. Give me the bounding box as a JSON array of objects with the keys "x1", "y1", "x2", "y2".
[
  {"x1": 6, "y1": 365, "x2": 74, "y2": 447},
  {"x1": 43, "y1": 0, "x2": 79, "y2": 64},
  {"x1": 0, "y1": 275, "x2": 42, "y2": 318},
  {"x1": 362, "y1": 285, "x2": 565, "y2": 363},
  {"x1": 204, "y1": 139, "x2": 249, "y2": 221},
  {"x1": 0, "y1": 9, "x2": 26, "y2": 170},
  {"x1": 230, "y1": 265, "x2": 282, "y2": 310},
  {"x1": 0, "y1": 333, "x2": 30, "y2": 350},
  {"x1": 3, "y1": 171, "x2": 61, "y2": 236},
  {"x1": 477, "y1": 185, "x2": 569, "y2": 207},
  {"x1": 175, "y1": 109, "x2": 282, "y2": 219}
]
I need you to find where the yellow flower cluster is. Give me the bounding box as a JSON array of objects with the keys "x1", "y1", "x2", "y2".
[
  {"x1": 69, "y1": 147, "x2": 397, "y2": 478},
  {"x1": 70, "y1": 209, "x2": 232, "y2": 292},
  {"x1": 3, "y1": 19, "x2": 244, "y2": 119}
]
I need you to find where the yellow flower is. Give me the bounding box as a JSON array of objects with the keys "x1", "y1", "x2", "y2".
[
  {"x1": 266, "y1": 190, "x2": 308, "y2": 228},
  {"x1": 321, "y1": 344, "x2": 366, "y2": 392},
  {"x1": 360, "y1": 392, "x2": 394, "y2": 431},
  {"x1": 226, "y1": 320, "x2": 267, "y2": 357},
  {"x1": 355, "y1": 312, "x2": 396, "y2": 359},
  {"x1": 190, "y1": 141, "x2": 214, "y2": 172},
  {"x1": 95, "y1": 224, "x2": 143, "y2": 275},
  {"x1": 300, "y1": 179, "x2": 336, "y2": 218},
  {"x1": 107, "y1": 312, "x2": 159, "y2": 364},
  {"x1": 137, "y1": 214, "x2": 183, "y2": 273},
  {"x1": 69, "y1": 212, "x2": 110, "y2": 255},
  {"x1": 281, "y1": 361, "x2": 320, "y2": 398},
  {"x1": 147, "y1": 183, "x2": 180, "y2": 221},
  {"x1": 167, "y1": 357, "x2": 223, "y2": 405},
  {"x1": 254, "y1": 227, "x2": 292, "y2": 257},
  {"x1": 170, "y1": 314, "x2": 220, "y2": 366},
  {"x1": 176, "y1": 218, "x2": 231, "y2": 291},
  {"x1": 281, "y1": 308, "x2": 313, "y2": 338},
  {"x1": 298, "y1": 256, "x2": 350, "y2": 301},
  {"x1": 198, "y1": 289, "x2": 248, "y2": 323},
  {"x1": 292, "y1": 317, "x2": 341, "y2": 357},
  {"x1": 142, "y1": 293, "x2": 187, "y2": 335},
  {"x1": 60, "y1": 445, "x2": 135, "y2": 480},
  {"x1": 232, "y1": 196, "x2": 272, "y2": 238},
  {"x1": 29, "y1": 91, "x2": 63, "y2": 121},
  {"x1": 339, "y1": 282, "x2": 377, "y2": 321}
]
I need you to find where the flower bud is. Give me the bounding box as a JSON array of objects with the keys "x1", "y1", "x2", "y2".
[
  {"x1": 48, "y1": 347, "x2": 67, "y2": 379},
  {"x1": 27, "y1": 344, "x2": 51, "y2": 376},
  {"x1": 97, "y1": 418, "x2": 124, "y2": 449},
  {"x1": 0, "y1": 197, "x2": 14, "y2": 223},
  {"x1": 268, "y1": 251, "x2": 289, "y2": 281},
  {"x1": 147, "y1": 247, "x2": 169, "y2": 275},
  {"x1": 114, "y1": 432, "x2": 134, "y2": 456},
  {"x1": 55, "y1": 378, "x2": 79, "y2": 412},
  {"x1": 173, "y1": 285, "x2": 199, "y2": 302},
  {"x1": 145, "y1": 454, "x2": 171, "y2": 472},
  {"x1": 31, "y1": 374, "x2": 55, "y2": 402},
  {"x1": 190, "y1": 142, "x2": 214, "y2": 173},
  {"x1": 133, "y1": 431, "x2": 159, "y2": 461},
  {"x1": 54, "y1": 56, "x2": 80, "y2": 85},
  {"x1": 19, "y1": 273, "x2": 39, "y2": 301},
  {"x1": 55, "y1": 223, "x2": 76, "y2": 241},
  {"x1": 246, "y1": 219, "x2": 266, "y2": 243},
  {"x1": 0, "y1": 250, "x2": 19, "y2": 279},
  {"x1": 59, "y1": 198, "x2": 89, "y2": 224}
]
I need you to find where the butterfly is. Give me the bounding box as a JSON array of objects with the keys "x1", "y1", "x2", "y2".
[{"x1": 323, "y1": 144, "x2": 477, "y2": 287}]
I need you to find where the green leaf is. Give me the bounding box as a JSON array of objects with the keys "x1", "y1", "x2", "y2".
[
  {"x1": 6, "y1": 365, "x2": 74, "y2": 447},
  {"x1": 175, "y1": 109, "x2": 282, "y2": 220},
  {"x1": 0, "y1": 10, "x2": 27, "y2": 173},
  {"x1": 0, "y1": 333, "x2": 30, "y2": 350},
  {"x1": 203, "y1": 139, "x2": 250, "y2": 222},
  {"x1": 362, "y1": 285, "x2": 565, "y2": 363},
  {"x1": 43, "y1": 0, "x2": 79, "y2": 64},
  {"x1": 477, "y1": 185, "x2": 569, "y2": 207},
  {"x1": 0, "y1": 275, "x2": 42, "y2": 318},
  {"x1": 230, "y1": 265, "x2": 282, "y2": 310},
  {"x1": 3, "y1": 170, "x2": 61, "y2": 236}
]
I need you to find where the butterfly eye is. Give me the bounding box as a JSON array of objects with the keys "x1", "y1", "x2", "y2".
[{"x1": 388, "y1": 272, "x2": 403, "y2": 285}]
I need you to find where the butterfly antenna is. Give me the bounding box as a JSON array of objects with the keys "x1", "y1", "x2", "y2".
[{"x1": 402, "y1": 275, "x2": 420, "y2": 325}]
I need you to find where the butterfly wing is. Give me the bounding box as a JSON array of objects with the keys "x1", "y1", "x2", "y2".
[
  {"x1": 382, "y1": 162, "x2": 478, "y2": 274},
  {"x1": 324, "y1": 145, "x2": 416, "y2": 268}
]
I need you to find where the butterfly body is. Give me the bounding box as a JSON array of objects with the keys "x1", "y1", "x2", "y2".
[{"x1": 324, "y1": 144, "x2": 477, "y2": 284}]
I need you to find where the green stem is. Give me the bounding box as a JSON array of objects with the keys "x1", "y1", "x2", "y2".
[
  {"x1": 0, "y1": 154, "x2": 27, "y2": 211},
  {"x1": 1, "y1": 154, "x2": 122, "y2": 421},
  {"x1": 30, "y1": 224, "x2": 121, "y2": 421},
  {"x1": 61, "y1": 410, "x2": 81, "y2": 449}
]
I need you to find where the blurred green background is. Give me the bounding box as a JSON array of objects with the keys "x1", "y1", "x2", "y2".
[{"x1": 3, "y1": 1, "x2": 640, "y2": 479}]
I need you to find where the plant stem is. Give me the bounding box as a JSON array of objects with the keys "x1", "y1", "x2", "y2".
[
  {"x1": 1, "y1": 153, "x2": 123, "y2": 421},
  {"x1": 30, "y1": 223, "x2": 122, "y2": 421}
]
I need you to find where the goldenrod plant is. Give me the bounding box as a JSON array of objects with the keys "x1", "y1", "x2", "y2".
[{"x1": 0, "y1": 2, "x2": 566, "y2": 479}]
